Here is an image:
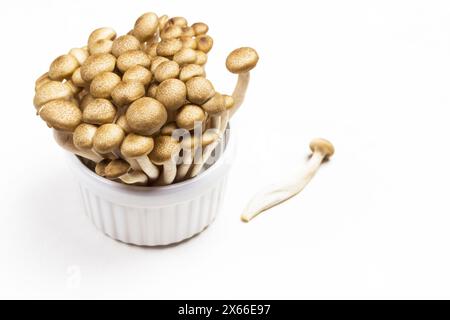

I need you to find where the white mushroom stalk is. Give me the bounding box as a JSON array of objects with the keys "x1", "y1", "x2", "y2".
[{"x1": 241, "y1": 138, "x2": 335, "y2": 223}]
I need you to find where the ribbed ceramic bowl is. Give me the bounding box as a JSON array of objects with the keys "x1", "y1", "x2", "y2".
[{"x1": 65, "y1": 130, "x2": 234, "y2": 246}]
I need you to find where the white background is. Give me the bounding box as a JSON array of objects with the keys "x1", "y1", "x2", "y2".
[{"x1": 1, "y1": 0, "x2": 450, "y2": 299}]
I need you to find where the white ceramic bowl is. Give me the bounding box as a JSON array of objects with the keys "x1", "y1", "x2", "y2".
[{"x1": 65, "y1": 131, "x2": 234, "y2": 246}]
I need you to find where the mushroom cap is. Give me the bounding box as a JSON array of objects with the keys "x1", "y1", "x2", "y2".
[
  {"x1": 123, "y1": 65, "x2": 152, "y2": 86},
  {"x1": 89, "y1": 39, "x2": 113, "y2": 55},
  {"x1": 180, "y1": 36, "x2": 197, "y2": 50},
  {"x1": 88, "y1": 27, "x2": 116, "y2": 46},
  {"x1": 156, "y1": 38, "x2": 183, "y2": 57},
  {"x1": 202, "y1": 93, "x2": 226, "y2": 115},
  {"x1": 117, "y1": 50, "x2": 151, "y2": 72},
  {"x1": 179, "y1": 64, "x2": 205, "y2": 82},
  {"x1": 69, "y1": 48, "x2": 89, "y2": 65},
  {"x1": 176, "y1": 104, "x2": 206, "y2": 130},
  {"x1": 111, "y1": 34, "x2": 141, "y2": 57},
  {"x1": 149, "y1": 135, "x2": 181, "y2": 164},
  {"x1": 196, "y1": 35, "x2": 213, "y2": 53},
  {"x1": 192, "y1": 22, "x2": 209, "y2": 35},
  {"x1": 154, "y1": 60, "x2": 180, "y2": 82},
  {"x1": 105, "y1": 159, "x2": 131, "y2": 179},
  {"x1": 90, "y1": 71, "x2": 121, "y2": 98},
  {"x1": 73, "y1": 123, "x2": 97, "y2": 149},
  {"x1": 155, "y1": 79, "x2": 186, "y2": 111},
  {"x1": 80, "y1": 53, "x2": 116, "y2": 82},
  {"x1": 116, "y1": 114, "x2": 131, "y2": 133},
  {"x1": 160, "y1": 122, "x2": 178, "y2": 136},
  {"x1": 126, "y1": 97, "x2": 167, "y2": 136},
  {"x1": 35, "y1": 72, "x2": 51, "y2": 91},
  {"x1": 49, "y1": 54, "x2": 79, "y2": 80},
  {"x1": 309, "y1": 138, "x2": 335, "y2": 158},
  {"x1": 71, "y1": 68, "x2": 87, "y2": 87},
  {"x1": 186, "y1": 77, "x2": 215, "y2": 105},
  {"x1": 93, "y1": 123, "x2": 125, "y2": 154},
  {"x1": 33, "y1": 80, "x2": 73, "y2": 108},
  {"x1": 82, "y1": 98, "x2": 117, "y2": 125},
  {"x1": 95, "y1": 159, "x2": 110, "y2": 176},
  {"x1": 226, "y1": 47, "x2": 259, "y2": 74},
  {"x1": 194, "y1": 50, "x2": 207, "y2": 65},
  {"x1": 132, "y1": 12, "x2": 159, "y2": 42},
  {"x1": 150, "y1": 56, "x2": 169, "y2": 73},
  {"x1": 120, "y1": 133, "x2": 154, "y2": 158},
  {"x1": 160, "y1": 25, "x2": 183, "y2": 40},
  {"x1": 173, "y1": 48, "x2": 197, "y2": 66},
  {"x1": 79, "y1": 93, "x2": 95, "y2": 111},
  {"x1": 168, "y1": 16, "x2": 188, "y2": 27},
  {"x1": 181, "y1": 26, "x2": 195, "y2": 37},
  {"x1": 111, "y1": 81, "x2": 145, "y2": 107},
  {"x1": 39, "y1": 99, "x2": 82, "y2": 131}
]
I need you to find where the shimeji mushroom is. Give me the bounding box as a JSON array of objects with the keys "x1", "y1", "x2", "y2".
[
  {"x1": 175, "y1": 104, "x2": 206, "y2": 131},
  {"x1": 194, "y1": 51, "x2": 208, "y2": 65},
  {"x1": 160, "y1": 24, "x2": 183, "y2": 40},
  {"x1": 120, "y1": 133, "x2": 159, "y2": 180},
  {"x1": 150, "y1": 56, "x2": 169, "y2": 73},
  {"x1": 89, "y1": 39, "x2": 114, "y2": 55},
  {"x1": 111, "y1": 81, "x2": 145, "y2": 107},
  {"x1": 173, "y1": 48, "x2": 197, "y2": 66},
  {"x1": 90, "y1": 71, "x2": 121, "y2": 98},
  {"x1": 53, "y1": 129, "x2": 102, "y2": 163},
  {"x1": 48, "y1": 54, "x2": 79, "y2": 81},
  {"x1": 196, "y1": 35, "x2": 213, "y2": 54},
  {"x1": 122, "y1": 65, "x2": 152, "y2": 86},
  {"x1": 116, "y1": 50, "x2": 151, "y2": 73},
  {"x1": 155, "y1": 79, "x2": 186, "y2": 120},
  {"x1": 156, "y1": 38, "x2": 183, "y2": 57},
  {"x1": 97, "y1": 159, "x2": 149, "y2": 185},
  {"x1": 33, "y1": 80, "x2": 74, "y2": 110},
  {"x1": 73, "y1": 123, "x2": 104, "y2": 161},
  {"x1": 126, "y1": 97, "x2": 167, "y2": 136},
  {"x1": 241, "y1": 139, "x2": 335, "y2": 223},
  {"x1": 179, "y1": 64, "x2": 205, "y2": 82},
  {"x1": 69, "y1": 48, "x2": 89, "y2": 65},
  {"x1": 149, "y1": 135, "x2": 181, "y2": 185},
  {"x1": 160, "y1": 122, "x2": 178, "y2": 136},
  {"x1": 71, "y1": 68, "x2": 88, "y2": 88},
  {"x1": 202, "y1": 93, "x2": 226, "y2": 130},
  {"x1": 80, "y1": 53, "x2": 116, "y2": 82},
  {"x1": 154, "y1": 60, "x2": 180, "y2": 82},
  {"x1": 39, "y1": 99, "x2": 82, "y2": 131},
  {"x1": 92, "y1": 123, "x2": 125, "y2": 158},
  {"x1": 111, "y1": 35, "x2": 141, "y2": 57},
  {"x1": 192, "y1": 22, "x2": 209, "y2": 36},
  {"x1": 82, "y1": 98, "x2": 117, "y2": 125},
  {"x1": 87, "y1": 27, "x2": 116, "y2": 48},
  {"x1": 185, "y1": 76, "x2": 215, "y2": 105},
  {"x1": 132, "y1": 12, "x2": 159, "y2": 42}
]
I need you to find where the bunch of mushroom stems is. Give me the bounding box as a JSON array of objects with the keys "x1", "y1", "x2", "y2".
[{"x1": 34, "y1": 12, "x2": 258, "y2": 186}]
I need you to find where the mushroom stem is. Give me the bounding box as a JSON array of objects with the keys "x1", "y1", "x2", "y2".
[
  {"x1": 136, "y1": 156, "x2": 160, "y2": 180},
  {"x1": 175, "y1": 146, "x2": 195, "y2": 181},
  {"x1": 156, "y1": 160, "x2": 177, "y2": 185},
  {"x1": 241, "y1": 139, "x2": 334, "y2": 223},
  {"x1": 229, "y1": 72, "x2": 250, "y2": 118},
  {"x1": 53, "y1": 130, "x2": 103, "y2": 163}
]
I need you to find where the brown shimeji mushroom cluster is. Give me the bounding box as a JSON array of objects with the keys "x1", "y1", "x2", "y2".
[{"x1": 34, "y1": 12, "x2": 259, "y2": 186}]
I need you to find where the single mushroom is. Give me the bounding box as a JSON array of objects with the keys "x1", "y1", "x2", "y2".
[
  {"x1": 149, "y1": 135, "x2": 181, "y2": 185},
  {"x1": 173, "y1": 48, "x2": 197, "y2": 66},
  {"x1": 92, "y1": 123, "x2": 125, "y2": 158},
  {"x1": 87, "y1": 27, "x2": 116, "y2": 47},
  {"x1": 33, "y1": 80, "x2": 74, "y2": 110},
  {"x1": 132, "y1": 12, "x2": 159, "y2": 42},
  {"x1": 72, "y1": 123, "x2": 106, "y2": 160},
  {"x1": 80, "y1": 53, "x2": 116, "y2": 82},
  {"x1": 154, "y1": 60, "x2": 180, "y2": 82},
  {"x1": 104, "y1": 159, "x2": 149, "y2": 185},
  {"x1": 179, "y1": 64, "x2": 205, "y2": 82},
  {"x1": 89, "y1": 39, "x2": 114, "y2": 55},
  {"x1": 168, "y1": 16, "x2": 188, "y2": 27},
  {"x1": 175, "y1": 104, "x2": 206, "y2": 131},
  {"x1": 196, "y1": 35, "x2": 213, "y2": 53},
  {"x1": 90, "y1": 71, "x2": 121, "y2": 98},
  {"x1": 53, "y1": 129, "x2": 102, "y2": 163},
  {"x1": 150, "y1": 56, "x2": 169, "y2": 74},
  {"x1": 120, "y1": 133, "x2": 159, "y2": 180},
  {"x1": 48, "y1": 54, "x2": 79, "y2": 80},
  {"x1": 156, "y1": 38, "x2": 183, "y2": 57},
  {"x1": 111, "y1": 34, "x2": 141, "y2": 57},
  {"x1": 160, "y1": 24, "x2": 183, "y2": 40},
  {"x1": 155, "y1": 79, "x2": 186, "y2": 114},
  {"x1": 69, "y1": 47, "x2": 89, "y2": 65},
  {"x1": 82, "y1": 98, "x2": 117, "y2": 125},
  {"x1": 111, "y1": 81, "x2": 145, "y2": 107},
  {"x1": 192, "y1": 22, "x2": 209, "y2": 36},
  {"x1": 185, "y1": 76, "x2": 215, "y2": 105},
  {"x1": 126, "y1": 97, "x2": 167, "y2": 136},
  {"x1": 71, "y1": 68, "x2": 88, "y2": 88},
  {"x1": 39, "y1": 99, "x2": 82, "y2": 131},
  {"x1": 194, "y1": 50, "x2": 208, "y2": 65},
  {"x1": 116, "y1": 50, "x2": 151, "y2": 73},
  {"x1": 241, "y1": 139, "x2": 335, "y2": 222},
  {"x1": 123, "y1": 65, "x2": 152, "y2": 86}
]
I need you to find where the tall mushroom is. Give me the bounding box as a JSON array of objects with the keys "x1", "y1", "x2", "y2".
[
  {"x1": 120, "y1": 133, "x2": 159, "y2": 180},
  {"x1": 241, "y1": 139, "x2": 335, "y2": 222},
  {"x1": 149, "y1": 135, "x2": 181, "y2": 185}
]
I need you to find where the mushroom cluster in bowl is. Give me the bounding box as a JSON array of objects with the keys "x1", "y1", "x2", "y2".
[{"x1": 34, "y1": 12, "x2": 259, "y2": 186}]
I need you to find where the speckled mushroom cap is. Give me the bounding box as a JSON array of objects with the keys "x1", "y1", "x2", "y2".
[
  {"x1": 88, "y1": 27, "x2": 116, "y2": 46},
  {"x1": 126, "y1": 97, "x2": 168, "y2": 136},
  {"x1": 33, "y1": 81, "x2": 73, "y2": 108},
  {"x1": 176, "y1": 104, "x2": 206, "y2": 130},
  {"x1": 155, "y1": 79, "x2": 186, "y2": 111},
  {"x1": 132, "y1": 12, "x2": 159, "y2": 42},
  {"x1": 93, "y1": 123, "x2": 125, "y2": 154},
  {"x1": 157, "y1": 38, "x2": 183, "y2": 57},
  {"x1": 120, "y1": 133, "x2": 154, "y2": 158},
  {"x1": 82, "y1": 98, "x2": 117, "y2": 125},
  {"x1": 160, "y1": 122, "x2": 178, "y2": 136},
  {"x1": 80, "y1": 53, "x2": 116, "y2": 82},
  {"x1": 186, "y1": 77, "x2": 215, "y2": 105},
  {"x1": 123, "y1": 65, "x2": 152, "y2": 86},
  {"x1": 48, "y1": 54, "x2": 79, "y2": 80},
  {"x1": 149, "y1": 135, "x2": 181, "y2": 165},
  {"x1": 39, "y1": 99, "x2": 82, "y2": 131},
  {"x1": 154, "y1": 60, "x2": 180, "y2": 82},
  {"x1": 90, "y1": 72, "x2": 121, "y2": 98},
  {"x1": 111, "y1": 81, "x2": 145, "y2": 107},
  {"x1": 179, "y1": 64, "x2": 205, "y2": 82},
  {"x1": 105, "y1": 159, "x2": 130, "y2": 179},
  {"x1": 111, "y1": 35, "x2": 141, "y2": 57},
  {"x1": 226, "y1": 47, "x2": 259, "y2": 74},
  {"x1": 117, "y1": 50, "x2": 151, "y2": 72},
  {"x1": 73, "y1": 123, "x2": 97, "y2": 149},
  {"x1": 309, "y1": 138, "x2": 335, "y2": 158},
  {"x1": 202, "y1": 93, "x2": 225, "y2": 115}
]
